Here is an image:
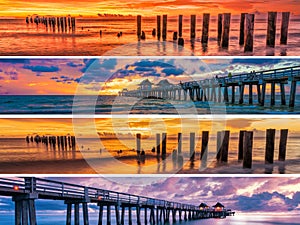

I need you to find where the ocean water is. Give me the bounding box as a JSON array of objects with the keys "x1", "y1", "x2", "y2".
[
  {"x1": 0, "y1": 15, "x2": 300, "y2": 56},
  {"x1": 0, "y1": 95, "x2": 300, "y2": 114},
  {"x1": 1, "y1": 213, "x2": 300, "y2": 225}
]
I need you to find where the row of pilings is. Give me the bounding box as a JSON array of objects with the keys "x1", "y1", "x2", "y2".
[
  {"x1": 137, "y1": 12, "x2": 290, "y2": 52},
  {"x1": 26, "y1": 16, "x2": 76, "y2": 33},
  {"x1": 136, "y1": 128, "x2": 289, "y2": 170},
  {"x1": 25, "y1": 135, "x2": 76, "y2": 151}
]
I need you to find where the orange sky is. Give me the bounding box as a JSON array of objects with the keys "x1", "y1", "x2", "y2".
[
  {"x1": 1, "y1": 0, "x2": 300, "y2": 17},
  {"x1": 0, "y1": 118, "x2": 299, "y2": 138}
]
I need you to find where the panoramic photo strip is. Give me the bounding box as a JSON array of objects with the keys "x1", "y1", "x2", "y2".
[
  {"x1": 0, "y1": 1, "x2": 300, "y2": 56},
  {"x1": 0, "y1": 176, "x2": 299, "y2": 225},
  {"x1": 0, "y1": 117, "x2": 299, "y2": 174},
  {"x1": 1, "y1": 57, "x2": 300, "y2": 114}
]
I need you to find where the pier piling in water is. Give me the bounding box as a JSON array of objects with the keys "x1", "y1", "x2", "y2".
[
  {"x1": 265, "y1": 129, "x2": 276, "y2": 164},
  {"x1": 266, "y1": 12, "x2": 277, "y2": 47},
  {"x1": 178, "y1": 15, "x2": 183, "y2": 37},
  {"x1": 157, "y1": 15, "x2": 161, "y2": 39},
  {"x1": 239, "y1": 13, "x2": 247, "y2": 45},
  {"x1": 278, "y1": 129, "x2": 288, "y2": 161},
  {"x1": 280, "y1": 12, "x2": 290, "y2": 45},
  {"x1": 190, "y1": 15, "x2": 196, "y2": 39},
  {"x1": 156, "y1": 133, "x2": 161, "y2": 155},
  {"x1": 162, "y1": 133, "x2": 167, "y2": 157},
  {"x1": 217, "y1": 14, "x2": 223, "y2": 44},
  {"x1": 178, "y1": 133, "x2": 182, "y2": 154},
  {"x1": 200, "y1": 131, "x2": 209, "y2": 163},
  {"x1": 243, "y1": 131, "x2": 253, "y2": 169},
  {"x1": 201, "y1": 13, "x2": 210, "y2": 44},
  {"x1": 244, "y1": 14, "x2": 255, "y2": 52},
  {"x1": 137, "y1": 15, "x2": 142, "y2": 40},
  {"x1": 190, "y1": 132, "x2": 195, "y2": 161},
  {"x1": 221, "y1": 13, "x2": 231, "y2": 48},
  {"x1": 162, "y1": 15, "x2": 167, "y2": 41},
  {"x1": 238, "y1": 130, "x2": 246, "y2": 160},
  {"x1": 136, "y1": 133, "x2": 141, "y2": 154}
]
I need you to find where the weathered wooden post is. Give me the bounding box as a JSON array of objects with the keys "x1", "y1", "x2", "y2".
[
  {"x1": 156, "y1": 133, "x2": 161, "y2": 154},
  {"x1": 231, "y1": 85, "x2": 235, "y2": 104},
  {"x1": 238, "y1": 130, "x2": 246, "y2": 160},
  {"x1": 190, "y1": 15, "x2": 196, "y2": 39},
  {"x1": 190, "y1": 132, "x2": 195, "y2": 161},
  {"x1": 107, "y1": 205, "x2": 111, "y2": 225},
  {"x1": 178, "y1": 15, "x2": 183, "y2": 37},
  {"x1": 243, "y1": 131, "x2": 253, "y2": 169},
  {"x1": 265, "y1": 129, "x2": 276, "y2": 164},
  {"x1": 200, "y1": 131, "x2": 209, "y2": 161},
  {"x1": 162, "y1": 15, "x2": 167, "y2": 41},
  {"x1": 239, "y1": 13, "x2": 247, "y2": 45},
  {"x1": 244, "y1": 14, "x2": 255, "y2": 52},
  {"x1": 137, "y1": 15, "x2": 142, "y2": 40},
  {"x1": 221, "y1": 130, "x2": 230, "y2": 162},
  {"x1": 280, "y1": 12, "x2": 290, "y2": 44},
  {"x1": 221, "y1": 13, "x2": 231, "y2": 48},
  {"x1": 201, "y1": 13, "x2": 210, "y2": 44},
  {"x1": 239, "y1": 85, "x2": 244, "y2": 104},
  {"x1": 162, "y1": 133, "x2": 167, "y2": 156},
  {"x1": 177, "y1": 133, "x2": 182, "y2": 154},
  {"x1": 157, "y1": 15, "x2": 161, "y2": 39},
  {"x1": 278, "y1": 129, "x2": 288, "y2": 161},
  {"x1": 217, "y1": 14, "x2": 223, "y2": 44},
  {"x1": 136, "y1": 133, "x2": 141, "y2": 154},
  {"x1": 270, "y1": 82, "x2": 276, "y2": 106},
  {"x1": 289, "y1": 79, "x2": 297, "y2": 107},
  {"x1": 266, "y1": 12, "x2": 277, "y2": 47},
  {"x1": 75, "y1": 203, "x2": 80, "y2": 225}
]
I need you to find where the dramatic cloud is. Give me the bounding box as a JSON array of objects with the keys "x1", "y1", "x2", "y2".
[{"x1": 23, "y1": 65, "x2": 60, "y2": 73}]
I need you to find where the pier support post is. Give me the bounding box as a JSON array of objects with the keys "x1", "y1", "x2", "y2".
[
  {"x1": 107, "y1": 205, "x2": 111, "y2": 225},
  {"x1": 243, "y1": 131, "x2": 253, "y2": 169},
  {"x1": 224, "y1": 86, "x2": 229, "y2": 103},
  {"x1": 190, "y1": 132, "x2": 195, "y2": 161},
  {"x1": 270, "y1": 82, "x2": 276, "y2": 106},
  {"x1": 178, "y1": 15, "x2": 183, "y2": 37},
  {"x1": 190, "y1": 15, "x2": 196, "y2": 39},
  {"x1": 74, "y1": 203, "x2": 80, "y2": 225},
  {"x1": 201, "y1": 13, "x2": 210, "y2": 44},
  {"x1": 280, "y1": 12, "x2": 290, "y2": 45},
  {"x1": 261, "y1": 83, "x2": 266, "y2": 106},
  {"x1": 136, "y1": 206, "x2": 141, "y2": 225},
  {"x1": 128, "y1": 207, "x2": 132, "y2": 225},
  {"x1": 83, "y1": 203, "x2": 89, "y2": 225},
  {"x1": 239, "y1": 85, "x2": 244, "y2": 104},
  {"x1": 280, "y1": 83, "x2": 286, "y2": 105},
  {"x1": 221, "y1": 131, "x2": 230, "y2": 162},
  {"x1": 231, "y1": 85, "x2": 235, "y2": 104},
  {"x1": 239, "y1": 13, "x2": 247, "y2": 45},
  {"x1": 98, "y1": 205, "x2": 103, "y2": 225},
  {"x1": 278, "y1": 129, "x2": 288, "y2": 161},
  {"x1": 238, "y1": 130, "x2": 246, "y2": 161},
  {"x1": 162, "y1": 15, "x2": 167, "y2": 41},
  {"x1": 244, "y1": 14, "x2": 255, "y2": 52},
  {"x1": 289, "y1": 80, "x2": 296, "y2": 107},
  {"x1": 115, "y1": 205, "x2": 121, "y2": 225},
  {"x1": 257, "y1": 84, "x2": 261, "y2": 104},
  {"x1": 162, "y1": 133, "x2": 167, "y2": 157},
  {"x1": 156, "y1": 133, "x2": 161, "y2": 155},
  {"x1": 249, "y1": 84, "x2": 253, "y2": 104},
  {"x1": 221, "y1": 13, "x2": 231, "y2": 48},
  {"x1": 157, "y1": 15, "x2": 161, "y2": 39},
  {"x1": 144, "y1": 207, "x2": 148, "y2": 225},
  {"x1": 178, "y1": 133, "x2": 182, "y2": 154},
  {"x1": 266, "y1": 12, "x2": 277, "y2": 47},
  {"x1": 136, "y1": 133, "x2": 141, "y2": 154},
  {"x1": 201, "y1": 131, "x2": 209, "y2": 161},
  {"x1": 265, "y1": 129, "x2": 276, "y2": 164},
  {"x1": 121, "y1": 206, "x2": 125, "y2": 225},
  {"x1": 217, "y1": 14, "x2": 223, "y2": 44},
  {"x1": 137, "y1": 15, "x2": 142, "y2": 39}
]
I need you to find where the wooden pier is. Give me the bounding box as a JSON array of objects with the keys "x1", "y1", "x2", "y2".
[
  {"x1": 120, "y1": 65, "x2": 300, "y2": 108},
  {"x1": 136, "y1": 11, "x2": 291, "y2": 52},
  {"x1": 135, "y1": 128, "x2": 289, "y2": 170},
  {"x1": 0, "y1": 177, "x2": 235, "y2": 225},
  {"x1": 25, "y1": 15, "x2": 76, "y2": 33}
]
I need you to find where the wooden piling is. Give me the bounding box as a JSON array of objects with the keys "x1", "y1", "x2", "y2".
[
  {"x1": 265, "y1": 129, "x2": 276, "y2": 164},
  {"x1": 137, "y1": 15, "x2": 142, "y2": 39},
  {"x1": 128, "y1": 207, "x2": 132, "y2": 225},
  {"x1": 221, "y1": 13, "x2": 231, "y2": 48},
  {"x1": 239, "y1": 13, "x2": 247, "y2": 45},
  {"x1": 201, "y1": 13, "x2": 210, "y2": 44},
  {"x1": 216, "y1": 131, "x2": 222, "y2": 160},
  {"x1": 271, "y1": 82, "x2": 276, "y2": 106},
  {"x1": 74, "y1": 203, "x2": 80, "y2": 225},
  {"x1": 238, "y1": 130, "x2": 246, "y2": 160},
  {"x1": 178, "y1": 15, "x2": 183, "y2": 37},
  {"x1": 289, "y1": 80, "x2": 296, "y2": 107},
  {"x1": 280, "y1": 12, "x2": 290, "y2": 45},
  {"x1": 261, "y1": 83, "x2": 266, "y2": 106},
  {"x1": 217, "y1": 14, "x2": 223, "y2": 44},
  {"x1": 278, "y1": 129, "x2": 288, "y2": 161},
  {"x1": 200, "y1": 131, "x2": 209, "y2": 161},
  {"x1": 220, "y1": 131, "x2": 230, "y2": 162},
  {"x1": 178, "y1": 133, "x2": 182, "y2": 154},
  {"x1": 249, "y1": 84, "x2": 253, "y2": 104},
  {"x1": 231, "y1": 85, "x2": 235, "y2": 104},
  {"x1": 239, "y1": 85, "x2": 244, "y2": 104},
  {"x1": 136, "y1": 133, "x2": 141, "y2": 154},
  {"x1": 107, "y1": 205, "x2": 111, "y2": 225},
  {"x1": 244, "y1": 14, "x2": 255, "y2": 52},
  {"x1": 83, "y1": 203, "x2": 89, "y2": 225},
  {"x1": 162, "y1": 15, "x2": 167, "y2": 41},
  {"x1": 280, "y1": 83, "x2": 286, "y2": 105},
  {"x1": 136, "y1": 206, "x2": 141, "y2": 225},
  {"x1": 190, "y1": 15, "x2": 196, "y2": 39},
  {"x1": 190, "y1": 132, "x2": 195, "y2": 161},
  {"x1": 156, "y1": 133, "x2": 161, "y2": 154},
  {"x1": 162, "y1": 133, "x2": 167, "y2": 156},
  {"x1": 157, "y1": 15, "x2": 161, "y2": 39},
  {"x1": 266, "y1": 12, "x2": 277, "y2": 47},
  {"x1": 243, "y1": 131, "x2": 253, "y2": 169},
  {"x1": 66, "y1": 204, "x2": 72, "y2": 225}
]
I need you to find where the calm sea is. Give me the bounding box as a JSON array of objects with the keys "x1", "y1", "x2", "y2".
[
  {"x1": 1, "y1": 212, "x2": 300, "y2": 225},
  {"x1": 0, "y1": 95, "x2": 300, "y2": 114},
  {"x1": 0, "y1": 15, "x2": 300, "y2": 56},
  {"x1": 1, "y1": 135, "x2": 299, "y2": 174}
]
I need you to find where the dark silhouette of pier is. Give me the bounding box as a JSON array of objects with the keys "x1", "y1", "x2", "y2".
[
  {"x1": 0, "y1": 177, "x2": 234, "y2": 225},
  {"x1": 119, "y1": 65, "x2": 300, "y2": 108}
]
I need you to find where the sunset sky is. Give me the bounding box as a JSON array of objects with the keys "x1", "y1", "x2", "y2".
[
  {"x1": 1, "y1": 0, "x2": 300, "y2": 17},
  {"x1": 0, "y1": 58, "x2": 299, "y2": 95},
  {"x1": 1, "y1": 118, "x2": 300, "y2": 138},
  {"x1": 0, "y1": 177, "x2": 299, "y2": 214}
]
